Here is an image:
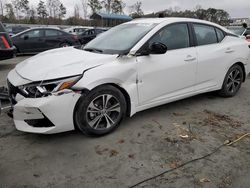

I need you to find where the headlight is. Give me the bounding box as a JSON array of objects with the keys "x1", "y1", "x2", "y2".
[{"x1": 19, "y1": 76, "x2": 81, "y2": 98}]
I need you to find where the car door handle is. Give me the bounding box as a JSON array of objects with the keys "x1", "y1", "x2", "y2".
[
  {"x1": 225, "y1": 48, "x2": 234, "y2": 53},
  {"x1": 184, "y1": 55, "x2": 196, "y2": 62}
]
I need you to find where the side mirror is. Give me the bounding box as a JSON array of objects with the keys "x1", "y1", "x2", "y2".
[
  {"x1": 24, "y1": 35, "x2": 29, "y2": 40},
  {"x1": 149, "y1": 42, "x2": 167, "y2": 54},
  {"x1": 246, "y1": 35, "x2": 250, "y2": 40}
]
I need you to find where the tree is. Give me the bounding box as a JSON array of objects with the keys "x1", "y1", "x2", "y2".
[
  {"x1": 74, "y1": 4, "x2": 80, "y2": 19},
  {"x1": 46, "y1": 0, "x2": 66, "y2": 19},
  {"x1": 111, "y1": 0, "x2": 124, "y2": 14},
  {"x1": 81, "y1": 0, "x2": 88, "y2": 19},
  {"x1": 59, "y1": 3, "x2": 66, "y2": 18},
  {"x1": 102, "y1": 0, "x2": 112, "y2": 13},
  {"x1": 11, "y1": 0, "x2": 30, "y2": 19},
  {"x1": 20, "y1": 0, "x2": 30, "y2": 18},
  {"x1": 129, "y1": 1, "x2": 143, "y2": 18},
  {"x1": 12, "y1": 0, "x2": 20, "y2": 19},
  {"x1": 0, "y1": 0, "x2": 5, "y2": 16},
  {"x1": 29, "y1": 6, "x2": 36, "y2": 23},
  {"x1": 88, "y1": 0, "x2": 102, "y2": 14},
  {"x1": 47, "y1": 0, "x2": 60, "y2": 18},
  {"x1": 5, "y1": 3, "x2": 16, "y2": 21},
  {"x1": 37, "y1": 0, "x2": 47, "y2": 19}
]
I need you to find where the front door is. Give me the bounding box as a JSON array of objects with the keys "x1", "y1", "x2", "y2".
[
  {"x1": 19, "y1": 29, "x2": 45, "y2": 53},
  {"x1": 136, "y1": 23, "x2": 197, "y2": 106}
]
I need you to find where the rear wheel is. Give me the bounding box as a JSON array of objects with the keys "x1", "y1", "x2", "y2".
[
  {"x1": 74, "y1": 85, "x2": 127, "y2": 136},
  {"x1": 218, "y1": 64, "x2": 244, "y2": 97}
]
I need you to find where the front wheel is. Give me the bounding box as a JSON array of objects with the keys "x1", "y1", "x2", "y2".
[
  {"x1": 74, "y1": 85, "x2": 127, "y2": 136},
  {"x1": 218, "y1": 64, "x2": 244, "y2": 97}
]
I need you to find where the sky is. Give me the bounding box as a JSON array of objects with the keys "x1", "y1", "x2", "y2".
[{"x1": 30, "y1": 0, "x2": 250, "y2": 18}]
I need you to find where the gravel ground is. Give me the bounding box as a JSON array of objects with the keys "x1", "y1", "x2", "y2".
[{"x1": 0, "y1": 56, "x2": 250, "y2": 188}]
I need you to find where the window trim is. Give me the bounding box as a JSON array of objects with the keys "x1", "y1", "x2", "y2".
[
  {"x1": 215, "y1": 27, "x2": 226, "y2": 43},
  {"x1": 137, "y1": 22, "x2": 193, "y2": 55}
]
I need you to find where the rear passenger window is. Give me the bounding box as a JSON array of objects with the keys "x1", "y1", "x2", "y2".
[
  {"x1": 216, "y1": 28, "x2": 225, "y2": 42},
  {"x1": 193, "y1": 24, "x2": 217, "y2": 46},
  {"x1": 45, "y1": 30, "x2": 60, "y2": 37},
  {"x1": 149, "y1": 23, "x2": 190, "y2": 50}
]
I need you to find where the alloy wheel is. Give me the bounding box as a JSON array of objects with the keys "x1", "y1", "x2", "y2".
[
  {"x1": 226, "y1": 68, "x2": 242, "y2": 93},
  {"x1": 86, "y1": 94, "x2": 121, "y2": 130}
]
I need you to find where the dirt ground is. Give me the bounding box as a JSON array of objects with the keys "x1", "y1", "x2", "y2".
[{"x1": 0, "y1": 57, "x2": 250, "y2": 188}]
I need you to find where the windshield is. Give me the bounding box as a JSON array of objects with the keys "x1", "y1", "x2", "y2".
[
  {"x1": 228, "y1": 27, "x2": 245, "y2": 36},
  {"x1": 84, "y1": 23, "x2": 157, "y2": 55}
]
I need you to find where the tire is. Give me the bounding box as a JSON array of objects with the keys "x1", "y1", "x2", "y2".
[
  {"x1": 218, "y1": 64, "x2": 244, "y2": 97},
  {"x1": 60, "y1": 42, "x2": 70, "y2": 48},
  {"x1": 74, "y1": 85, "x2": 127, "y2": 136}
]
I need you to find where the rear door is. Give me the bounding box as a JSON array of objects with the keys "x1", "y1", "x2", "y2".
[
  {"x1": 192, "y1": 23, "x2": 233, "y2": 91},
  {"x1": 44, "y1": 29, "x2": 65, "y2": 50}
]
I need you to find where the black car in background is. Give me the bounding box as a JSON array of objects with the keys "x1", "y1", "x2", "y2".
[
  {"x1": 0, "y1": 22, "x2": 16, "y2": 61},
  {"x1": 78, "y1": 28, "x2": 107, "y2": 45},
  {"x1": 5, "y1": 25, "x2": 30, "y2": 37},
  {"x1": 12, "y1": 28, "x2": 81, "y2": 54}
]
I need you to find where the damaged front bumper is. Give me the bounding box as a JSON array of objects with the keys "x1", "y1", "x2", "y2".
[{"x1": 12, "y1": 92, "x2": 81, "y2": 134}]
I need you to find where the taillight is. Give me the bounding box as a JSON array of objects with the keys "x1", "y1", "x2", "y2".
[{"x1": 0, "y1": 36, "x2": 10, "y2": 49}]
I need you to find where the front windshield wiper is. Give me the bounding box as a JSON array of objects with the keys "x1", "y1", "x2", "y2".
[{"x1": 84, "y1": 48, "x2": 103, "y2": 53}]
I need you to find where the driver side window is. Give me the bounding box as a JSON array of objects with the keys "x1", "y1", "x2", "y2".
[
  {"x1": 149, "y1": 23, "x2": 190, "y2": 50},
  {"x1": 21, "y1": 30, "x2": 43, "y2": 39}
]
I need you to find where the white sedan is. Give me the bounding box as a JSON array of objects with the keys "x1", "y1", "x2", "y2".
[{"x1": 7, "y1": 18, "x2": 250, "y2": 135}]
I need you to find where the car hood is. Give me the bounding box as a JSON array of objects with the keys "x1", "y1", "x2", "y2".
[{"x1": 15, "y1": 47, "x2": 117, "y2": 81}]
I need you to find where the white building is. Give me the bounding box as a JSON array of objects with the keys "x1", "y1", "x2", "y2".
[{"x1": 230, "y1": 18, "x2": 250, "y2": 26}]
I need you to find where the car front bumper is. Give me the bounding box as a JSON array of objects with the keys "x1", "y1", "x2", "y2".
[{"x1": 12, "y1": 92, "x2": 81, "y2": 134}]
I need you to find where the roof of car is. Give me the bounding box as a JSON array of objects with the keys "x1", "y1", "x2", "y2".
[
  {"x1": 128, "y1": 17, "x2": 227, "y2": 31},
  {"x1": 12, "y1": 27, "x2": 65, "y2": 37},
  {"x1": 131, "y1": 17, "x2": 218, "y2": 25}
]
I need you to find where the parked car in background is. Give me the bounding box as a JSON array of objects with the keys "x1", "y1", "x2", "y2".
[
  {"x1": 5, "y1": 25, "x2": 30, "y2": 37},
  {"x1": 0, "y1": 22, "x2": 16, "y2": 61},
  {"x1": 64, "y1": 26, "x2": 93, "y2": 35},
  {"x1": 78, "y1": 28, "x2": 107, "y2": 45},
  {"x1": 228, "y1": 26, "x2": 250, "y2": 42},
  {"x1": 7, "y1": 18, "x2": 250, "y2": 135},
  {"x1": 12, "y1": 27, "x2": 81, "y2": 54}
]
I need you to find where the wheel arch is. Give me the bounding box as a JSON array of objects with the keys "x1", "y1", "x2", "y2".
[
  {"x1": 81, "y1": 83, "x2": 132, "y2": 117},
  {"x1": 73, "y1": 83, "x2": 133, "y2": 132},
  {"x1": 109, "y1": 83, "x2": 131, "y2": 117},
  {"x1": 233, "y1": 62, "x2": 246, "y2": 82}
]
